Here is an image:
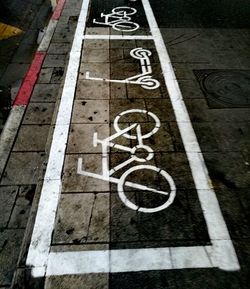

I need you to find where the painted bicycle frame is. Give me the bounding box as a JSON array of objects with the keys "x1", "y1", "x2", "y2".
[
  {"x1": 85, "y1": 48, "x2": 160, "y2": 90},
  {"x1": 93, "y1": 6, "x2": 139, "y2": 32},
  {"x1": 77, "y1": 109, "x2": 176, "y2": 213}
]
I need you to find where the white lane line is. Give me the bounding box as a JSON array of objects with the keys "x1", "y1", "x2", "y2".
[
  {"x1": 26, "y1": 0, "x2": 91, "y2": 276},
  {"x1": 46, "y1": 246, "x2": 214, "y2": 276},
  {"x1": 83, "y1": 34, "x2": 154, "y2": 40},
  {"x1": 142, "y1": 0, "x2": 239, "y2": 270}
]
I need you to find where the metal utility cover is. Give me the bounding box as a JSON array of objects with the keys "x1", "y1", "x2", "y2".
[{"x1": 194, "y1": 70, "x2": 250, "y2": 108}]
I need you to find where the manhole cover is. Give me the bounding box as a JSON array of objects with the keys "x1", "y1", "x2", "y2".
[{"x1": 194, "y1": 70, "x2": 250, "y2": 108}]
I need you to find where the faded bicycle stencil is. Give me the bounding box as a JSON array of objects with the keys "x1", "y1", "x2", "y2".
[
  {"x1": 93, "y1": 6, "x2": 139, "y2": 32},
  {"x1": 85, "y1": 47, "x2": 160, "y2": 90},
  {"x1": 77, "y1": 109, "x2": 176, "y2": 213}
]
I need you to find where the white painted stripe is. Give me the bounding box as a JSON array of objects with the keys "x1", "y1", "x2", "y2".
[
  {"x1": 45, "y1": 238, "x2": 239, "y2": 276},
  {"x1": 46, "y1": 251, "x2": 109, "y2": 276},
  {"x1": 46, "y1": 246, "x2": 214, "y2": 276},
  {"x1": 206, "y1": 239, "x2": 240, "y2": 271},
  {"x1": 26, "y1": 179, "x2": 61, "y2": 271},
  {"x1": 26, "y1": 0, "x2": 91, "y2": 271},
  {"x1": 38, "y1": 20, "x2": 57, "y2": 52},
  {"x1": 171, "y1": 245, "x2": 212, "y2": 269},
  {"x1": 83, "y1": 34, "x2": 154, "y2": 40},
  {"x1": 142, "y1": 0, "x2": 239, "y2": 270}
]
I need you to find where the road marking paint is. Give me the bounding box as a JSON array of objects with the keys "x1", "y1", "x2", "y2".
[
  {"x1": 26, "y1": 0, "x2": 91, "y2": 274},
  {"x1": 93, "y1": 6, "x2": 139, "y2": 32},
  {"x1": 27, "y1": 0, "x2": 240, "y2": 277},
  {"x1": 26, "y1": 179, "x2": 61, "y2": 277},
  {"x1": 13, "y1": 52, "x2": 46, "y2": 106},
  {"x1": 113, "y1": 109, "x2": 160, "y2": 139},
  {"x1": 46, "y1": 246, "x2": 214, "y2": 275},
  {"x1": 142, "y1": 0, "x2": 239, "y2": 270},
  {"x1": 46, "y1": 239, "x2": 239, "y2": 276},
  {"x1": 83, "y1": 35, "x2": 154, "y2": 40}
]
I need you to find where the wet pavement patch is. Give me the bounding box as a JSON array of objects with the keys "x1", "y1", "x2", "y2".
[{"x1": 194, "y1": 70, "x2": 250, "y2": 108}]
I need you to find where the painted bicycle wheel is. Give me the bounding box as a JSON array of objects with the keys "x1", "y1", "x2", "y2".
[
  {"x1": 130, "y1": 47, "x2": 152, "y2": 59},
  {"x1": 113, "y1": 109, "x2": 160, "y2": 140},
  {"x1": 139, "y1": 76, "x2": 160, "y2": 90},
  {"x1": 112, "y1": 6, "x2": 137, "y2": 16},
  {"x1": 118, "y1": 165, "x2": 176, "y2": 213},
  {"x1": 112, "y1": 20, "x2": 139, "y2": 32}
]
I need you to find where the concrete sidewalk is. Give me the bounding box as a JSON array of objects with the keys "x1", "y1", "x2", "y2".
[{"x1": 0, "y1": 0, "x2": 249, "y2": 288}]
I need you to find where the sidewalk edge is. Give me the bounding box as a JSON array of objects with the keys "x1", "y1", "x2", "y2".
[{"x1": 0, "y1": 0, "x2": 66, "y2": 179}]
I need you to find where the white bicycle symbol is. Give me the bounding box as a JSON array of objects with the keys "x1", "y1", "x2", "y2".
[
  {"x1": 77, "y1": 109, "x2": 176, "y2": 213},
  {"x1": 93, "y1": 6, "x2": 139, "y2": 32},
  {"x1": 85, "y1": 48, "x2": 160, "y2": 90}
]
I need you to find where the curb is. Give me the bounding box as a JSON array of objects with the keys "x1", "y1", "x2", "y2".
[{"x1": 0, "y1": 0, "x2": 66, "y2": 179}]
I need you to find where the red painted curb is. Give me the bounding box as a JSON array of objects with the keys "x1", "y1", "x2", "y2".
[
  {"x1": 52, "y1": 0, "x2": 66, "y2": 20},
  {"x1": 13, "y1": 52, "x2": 46, "y2": 106},
  {"x1": 12, "y1": 0, "x2": 66, "y2": 106}
]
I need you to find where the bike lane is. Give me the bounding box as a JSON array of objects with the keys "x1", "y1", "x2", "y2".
[{"x1": 25, "y1": 0, "x2": 240, "y2": 287}]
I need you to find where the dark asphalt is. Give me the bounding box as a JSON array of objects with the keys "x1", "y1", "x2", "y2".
[
  {"x1": 0, "y1": 0, "x2": 51, "y2": 132},
  {"x1": 150, "y1": 0, "x2": 250, "y2": 28}
]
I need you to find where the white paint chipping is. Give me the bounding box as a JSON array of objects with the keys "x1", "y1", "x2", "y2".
[
  {"x1": 170, "y1": 246, "x2": 212, "y2": 269},
  {"x1": 47, "y1": 250, "x2": 109, "y2": 276},
  {"x1": 26, "y1": 0, "x2": 91, "y2": 273},
  {"x1": 46, "y1": 239, "x2": 238, "y2": 276},
  {"x1": 26, "y1": 179, "x2": 61, "y2": 270},
  {"x1": 46, "y1": 246, "x2": 213, "y2": 276},
  {"x1": 93, "y1": 6, "x2": 139, "y2": 32}
]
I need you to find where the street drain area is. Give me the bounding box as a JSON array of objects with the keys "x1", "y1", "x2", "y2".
[{"x1": 194, "y1": 69, "x2": 250, "y2": 108}]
